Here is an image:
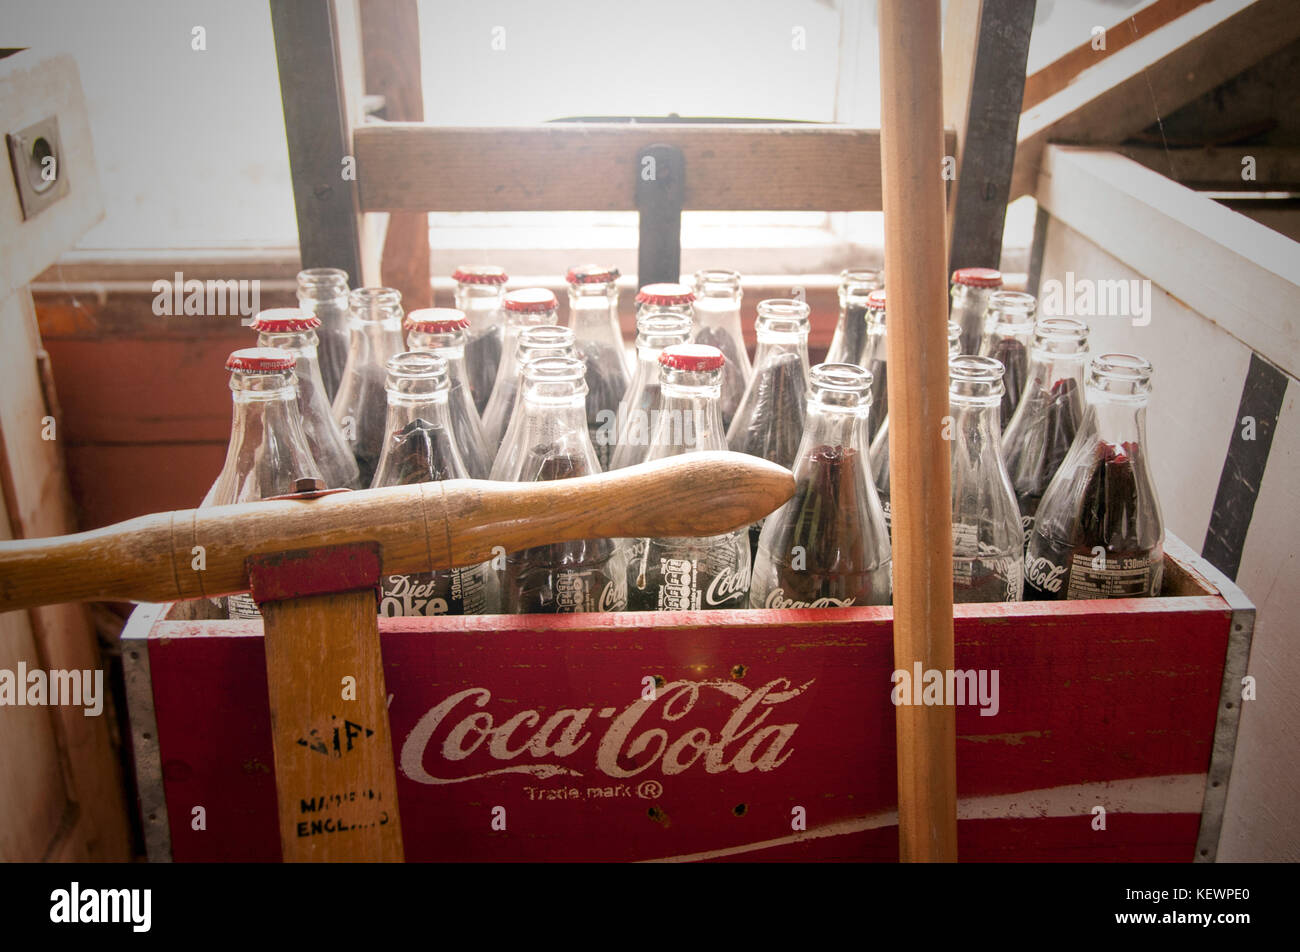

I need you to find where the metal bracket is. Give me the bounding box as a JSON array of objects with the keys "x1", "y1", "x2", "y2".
[
  {"x1": 636, "y1": 143, "x2": 685, "y2": 286},
  {"x1": 6, "y1": 114, "x2": 70, "y2": 220}
]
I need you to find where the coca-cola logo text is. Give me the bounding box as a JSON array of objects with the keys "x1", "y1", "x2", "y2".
[
  {"x1": 762, "y1": 589, "x2": 856, "y2": 610},
  {"x1": 1025, "y1": 555, "x2": 1066, "y2": 593}
]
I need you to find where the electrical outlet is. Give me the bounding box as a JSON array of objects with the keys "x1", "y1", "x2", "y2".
[{"x1": 7, "y1": 114, "x2": 70, "y2": 220}]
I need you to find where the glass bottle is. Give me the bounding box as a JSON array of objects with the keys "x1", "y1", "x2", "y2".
[
  {"x1": 1025, "y1": 354, "x2": 1164, "y2": 600},
  {"x1": 371, "y1": 352, "x2": 493, "y2": 616},
  {"x1": 252, "y1": 308, "x2": 360, "y2": 490},
  {"x1": 626, "y1": 344, "x2": 750, "y2": 612},
  {"x1": 497, "y1": 356, "x2": 628, "y2": 614},
  {"x1": 480, "y1": 287, "x2": 559, "y2": 448},
  {"x1": 950, "y1": 266, "x2": 1003, "y2": 357},
  {"x1": 949, "y1": 355, "x2": 1024, "y2": 603},
  {"x1": 635, "y1": 281, "x2": 695, "y2": 321},
  {"x1": 489, "y1": 324, "x2": 577, "y2": 480},
  {"x1": 1002, "y1": 317, "x2": 1089, "y2": 548},
  {"x1": 870, "y1": 320, "x2": 961, "y2": 530},
  {"x1": 825, "y1": 268, "x2": 883, "y2": 367},
  {"x1": 453, "y1": 265, "x2": 509, "y2": 416},
  {"x1": 405, "y1": 308, "x2": 494, "y2": 480},
  {"x1": 690, "y1": 270, "x2": 751, "y2": 430},
  {"x1": 331, "y1": 287, "x2": 406, "y2": 488},
  {"x1": 749, "y1": 363, "x2": 891, "y2": 609},
  {"x1": 979, "y1": 290, "x2": 1037, "y2": 429},
  {"x1": 566, "y1": 265, "x2": 629, "y2": 470},
  {"x1": 608, "y1": 310, "x2": 693, "y2": 470},
  {"x1": 202, "y1": 348, "x2": 323, "y2": 619},
  {"x1": 296, "y1": 268, "x2": 351, "y2": 402},
  {"x1": 857, "y1": 289, "x2": 889, "y2": 442}
]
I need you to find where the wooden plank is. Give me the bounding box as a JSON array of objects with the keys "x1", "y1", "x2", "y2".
[
  {"x1": 355, "y1": 125, "x2": 956, "y2": 212},
  {"x1": 1115, "y1": 144, "x2": 1300, "y2": 190},
  {"x1": 0, "y1": 52, "x2": 104, "y2": 294},
  {"x1": 941, "y1": 0, "x2": 981, "y2": 258},
  {"x1": 1022, "y1": 0, "x2": 1213, "y2": 111},
  {"x1": 943, "y1": 0, "x2": 1036, "y2": 272},
  {"x1": 1011, "y1": 0, "x2": 1300, "y2": 200},
  {"x1": 1034, "y1": 145, "x2": 1300, "y2": 378}
]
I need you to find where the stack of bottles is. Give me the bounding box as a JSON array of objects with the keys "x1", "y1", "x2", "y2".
[{"x1": 200, "y1": 263, "x2": 1164, "y2": 619}]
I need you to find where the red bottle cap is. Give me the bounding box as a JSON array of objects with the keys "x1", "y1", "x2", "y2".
[
  {"x1": 250, "y1": 308, "x2": 320, "y2": 333},
  {"x1": 659, "y1": 343, "x2": 725, "y2": 372},
  {"x1": 566, "y1": 265, "x2": 620, "y2": 285},
  {"x1": 636, "y1": 283, "x2": 695, "y2": 306},
  {"x1": 225, "y1": 348, "x2": 296, "y2": 373},
  {"x1": 951, "y1": 267, "x2": 1003, "y2": 288},
  {"x1": 502, "y1": 288, "x2": 558, "y2": 312},
  {"x1": 452, "y1": 265, "x2": 508, "y2": 285},
  {"x1": 406, "y1": 308, "x2": 470, "y2": 333},
  {"x1": 867, "y1": 289, "x2": 887, "y2": 310}
]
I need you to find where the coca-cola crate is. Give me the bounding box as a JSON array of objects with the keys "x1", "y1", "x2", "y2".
[{"x1": 122, "y1": 534, "x2": 1250, "y2": 862}]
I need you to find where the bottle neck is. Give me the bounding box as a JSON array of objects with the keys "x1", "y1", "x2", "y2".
[
  {"x1": 649, "y1": 376, "x2": 728, "y2": 459},
  {"x1": 753, "y1": 331, "x2": 810, "y2": 369},
  {"x1": 216, "y1": 386, "x2": 316, "y2": 499},
  {"x1": 797, "y1": 402, "x2": 869, "y2": 461},
  {"x1": 454, "y1": 285, "x2": 504, "y2": 330},
  {"x1": 1082, "y1": 393, "x2": 1148, "y2": 452},
  {"x1": 694, "y1": 293, "x2": 740, "y2": 332},
  {"x1": 568, "y1": 286, "x2": 621, "y2": 341}
]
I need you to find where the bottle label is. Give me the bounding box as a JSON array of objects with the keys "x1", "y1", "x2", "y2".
[
  {"x1": 379, "y1": 568, "x2": 488, "y2": 617},
  {"x1": 953, "y1": 523, "x2": 1023, "y2": 601},
  {"x1": 762, "y1": 589, "x2": 856, "y2": 610},
  {"x1": 227, "y1": 593, "x2": 261, "y2": 620},
  {"x1": 553, "y1": 571, "x2": 628, "y2": 613},
  {"x1": 1024, "y1": 553, "x2": 1068, "y2": 595},
  {"x1": 1021, "y1": 514, "x2": 1035, "y2": 550},
  {"x1": 1065, "y1": 553, "x2": 1160, "y2": 599},
  {"x1": 881, "y1": 498, "x2": 891, "y2": 531}
]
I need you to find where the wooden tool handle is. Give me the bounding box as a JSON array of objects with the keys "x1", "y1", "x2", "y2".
[{"x1": 0, "y1": 451, "x2": 793, "y2": 612}]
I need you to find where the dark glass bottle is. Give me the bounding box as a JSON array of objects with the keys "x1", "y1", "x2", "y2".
[
  {"x1": 480, "y1": 287, "x2": 559, "y2": 448},
  {"x1": 690, "y1": 270, "x2": 751, "y2": 430},
  {"x1": 608, "y1": 310, "x2": 693, "y2": 470},
  {"x1": 949, "y1": 267, "x2": 1003, "y2": 357},
  {"x1": 405, "y1": 308, "x2": 494, "y2": 480},
  {"x1": 825, "y1": 268, "x2": 883, "y2": 367},
  {"x1": 566, "y1": 265, "x2": 629, "y2": 470},
  {"x1": 978, "y1": 290, "x2": 1037, "y2": 429},
  {"x1": 857, "y1": 288, "x2": 889, "y2": 442},
  {"x1": 453, "y1": 265, "x2": 509, "y2": 416},
  {"x1": 296, "y1": 268, "x2": 351, "y2": 401},
  {"x1": 331, "y1": 287, "x2": 406, "y2": 488}
]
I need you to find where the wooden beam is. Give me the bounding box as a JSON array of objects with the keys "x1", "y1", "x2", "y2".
[
  {"x1": 1011, "y1": 0, "x2": 1300, "y2": 201},
  {"x1": 1022, "y1": 0, "x2": 1213, "y2": 111},
  {"x1": 943, "y1": 0, "x2": 1036, "y2": 272},
  {"x1": 356, "y1": 124, "x2": 956, "y2": 213},
  {"x1": 1115, "y1": 144, "x2": 1300, "y2": 190},
  {"x1": 359, "y1": 0, "x2": 431, "y2": 307},
  {"x1": 1035, "y1": 145, "x2": 1300, "y2": 378},
  {"x1": 942, "y1": 0, "x2": 981, "y2": 259}
]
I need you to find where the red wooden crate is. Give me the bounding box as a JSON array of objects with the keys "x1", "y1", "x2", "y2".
[{"x1": 122, "y1": 535, "x2": 1251, "y2": 862}]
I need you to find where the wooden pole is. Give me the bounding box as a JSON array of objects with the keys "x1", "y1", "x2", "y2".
[{"x1": 878, "y1": 0, "x2": 959, "y2": 862}]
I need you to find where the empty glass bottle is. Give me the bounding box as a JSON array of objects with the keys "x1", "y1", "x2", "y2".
[
  {"x1": 490, "y1": 324, "x2": 577, "y2": 480},
  {"x1": 979, "y1": 290, "x2": 1037, "y2": 429},
  {"x1": 1002, "y1": 317, "x2": 1090, "y2": 548},
  {"x1": 608, "y1": 310, "x2": 693, "y2": 470},
  {"x1": 627, "y1": 344, "x2": 750, "y2": 612},
  {"x1": 950, "y1": 267, "x2": 1003, "y2": 356},
  {"x1": 497, "y1": 356, "x2": 628, "y2": 613},
  {"x1": 635, "y1": 281, "x2": 695, "y2": 320},
  {"x1": 203, "y1": 348, "x2": 323, "y2": 619},
  {"x1": 296, "y1": 268, "x2": 351, "y2": 401},
  {"x1": 857, "y1": 289, "x2": 889, "y2": 442},
  {"x1": 252, "y1": 308, "x2": 360, "y2": 490},
  {"x1": 480, "y1": 287, "x2": 559, "y2": 448},
  {"x1": 332, "y1": 287, "x2": 406, "y2": 488},
  {"x1": 728, "y1": 299, "x2": 812, "y2": 556},
  {"x1": 405, "y1": 308, "x2": 494, "y2": 479},
  {"x1": 566, "y1": 265, "x2": 629, "y2": 470},
  {"x1": 690, "y1": 270, "x2": 751, "y2": 430},
  {"x1": 453, "y1": 265, "x2": 509, "y2": 416},
  {"x1": 1025, "y1": 354, "x2": 1164, "y2": 600},
  {"x1": 749, "y1": 363, "x2": 891, "y2": 609},
  {"x1": 870, "y1": 320, "x2": 961, "y2": 529},
  {"x1": 825, "y1": 268, "x2": 883, "y2": 367},
  {"x1": 949, "y1": 355, "x2": 1024, "y2": 603},
  {"x1": 371, "y1": 352, "x2": 493, "y2": 615}
]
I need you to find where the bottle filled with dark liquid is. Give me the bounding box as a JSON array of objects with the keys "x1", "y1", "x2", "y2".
[
  {"x1": 453, "y1": 265, "x2": 509, "y2": 416},
  {"x1": 689, "y1": 271, "x2": 751, "y2": 431},
  {"x1": 949, "y1": 266, "x2": 1003, "y2": 357},
  {"x1": 480, "y1": 288, "x2": 559, "y2": 448},
  {"x1": 405, "y1": 308, "x2": 494, "y2": 480},
  {"x1": 750, "y1": 363, "x2": 891, "y2": 609},
  {"x1": 626, "y1": 344, "x2": 750, "y2": 612},
  {"x1": 871, "y1": 320, "x2": 960, "y2": 530},
  {"x1": 825, "y1": 268, "x2": 883, "y2": 368},
  {"x1": 497, "y1": 356, "x2": 628, "y2": 613},
  {"x1": 727, "y1": 299, "x2": 813, "y2": 557},
  {"x1": 566, "y1": 265, "x2": 630, "y2": 470},
  {"x1": 949, "y1": 355, "x2": 1024, "y2": 602},
  {"x1": 1001, "y1": 317, "x2": 1089, "y2": 548},
  {"x1": 331, "y1": 287, "x2": 407, "y2": 488},
  {"x1": 978, "y1": 290, "x2": 1037, "y2": 429},
  {"x1": 1025, "y1": 354, "x2": 1164, "y2": 600},
  {"x1": 296, "y1": 267, "x2": 351, "y2": 402},
  {"x1": 489, "y1": 324, "x2": 576, "y2": 480},
  {"x1": 608, "y1": 310, "x2": 693, "y2": 470},
  {"x1": 371, "y1": 352, "x2": 493, "y2": 616}
]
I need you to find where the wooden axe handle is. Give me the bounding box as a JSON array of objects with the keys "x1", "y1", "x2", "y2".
[{"x1": 0, "y1": 451, "x2": 793, "y2": 612}]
